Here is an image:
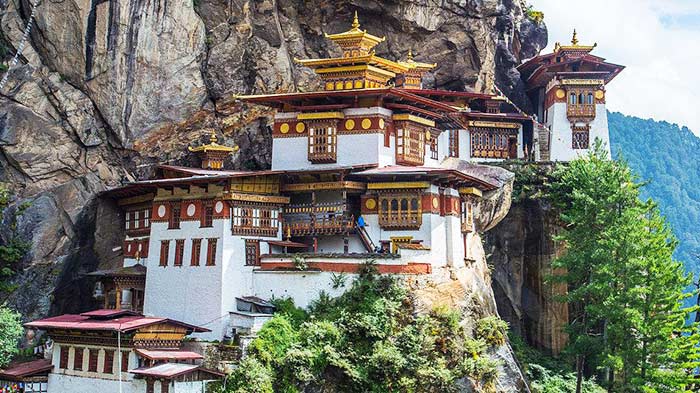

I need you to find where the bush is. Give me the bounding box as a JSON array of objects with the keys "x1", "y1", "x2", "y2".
[
  {"x1": 222, "y1": 357, "x2": 273, "y2": 393},
  {"x1": 475, "y1": 316, "x2": 508, "y2": 347},
  {"x1": 0, "y1": 306, "x2": 23, "y2": 367}
]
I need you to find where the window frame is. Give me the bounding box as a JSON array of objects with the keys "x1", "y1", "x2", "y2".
[
  {"x1": 307, "y1": 121, "x2": 338, "y2": 163},
  {"x1": 174, "y1": 239, "x2": 184, "y2": 267},
  {"x1": 232, "y1": 204, "x2": 279, "y2": 237},
  {"x1": 191, "y1": 238, "x2": 202, "y2": 266},
  {"x1": 377, "y1": 193, "x2": 423, "y2": 229},
  {"x1": 206, "y1": 238, "x2": 218, "y2": 266},
  {"x1": 159, "y1": 240, "x2": 170, "y2": 267},
  {"x1": 168, "y1": 203, "x2": 181, "y2": 230},
  {"x1": 245, "y1": 239, "x2": 261, "y2": 266}
]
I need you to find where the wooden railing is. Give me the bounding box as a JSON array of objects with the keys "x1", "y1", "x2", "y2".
[
  {"x1": 378, "y1": 210, "x2": 422, "y2": 229},
  {"x1": 567, "y1": 104, "x2": 595, "y2": 119},
  {"x1": 283, "y1": 202, "x2": 354, "y2": 236}
]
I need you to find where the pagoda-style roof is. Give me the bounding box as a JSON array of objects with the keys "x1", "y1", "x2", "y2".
[
  {"x1": 398, "y1": 49, "x2": 437, "y2": 72},
  {"x1": 187, "y1": 130, "x2": 235, "y2": 154},
  {"x1": 518, "y1": 30, "x2": 624, "y2": 90},
  {"x1": 324, "y1": 11, "x2": 385, "y2": 54},
  {"x1": 294, "y1": 53, "x2": 408, "y2": 74},
  {"x1": 25, "y1": 311, "x2": 210, "y2": 333},
  {"x1": 88, "y1": 264, "x2": 147, "y2": 278},
  {"x1": 130, "y1": 363, "x2": 224, "y2": 379},
  {"x1": 351, "y1": 162, "x2": 500, "y2": 191},
  {"x1": 0, "y1": 359, "x2": 52, "y2": 381}
]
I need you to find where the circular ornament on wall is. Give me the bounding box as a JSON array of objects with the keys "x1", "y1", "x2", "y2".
[
  {"x1": 378, "y1": 118, "x2": 385, "y2": 129},
  {"x1": 187, "y1": 203, "x2": 196, "y2": 217},
  {"x1": 280, "y1": 123, "x2": 290, "y2": 134},
  {"x1": 432, "y1": 197, "x2": 439, "y2": 209},
  {"x1": 365, "y1": 198, "x2": 377, "y2": 210},
  {"x1": 127, "y1": 243, "x2": 132, "y2": 253},
  {"x1": 555, "y1": 89, "x2": 566, "y2": 99},
  {"x1": 425, "y1": 130, "x2": 431, "y2": 141},
  {"x1": 595, "y1": 90, "x2": 605, "y2": 100},
  {"x1": 157, "y1": 205, "x2": 166, "y2": 218},
  {"x1": 296, "y1": 123, "x2": 306, "y2": 133},
  {"x1": 345, "y1": 119, "x2": 355, "y2": 130},
  {"x1": 215, "y1": 201, "x2": 224, "y2": 213},
  {"x1": 361, "y1": 118, "x2": 372, "y2": 130}
]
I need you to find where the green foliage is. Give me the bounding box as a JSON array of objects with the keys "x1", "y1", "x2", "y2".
[
  {"x1": 223, "y1": 271, "x2": 508, "y2": 392},
  {"x1": 330, "y1": 272, "x2": 348, "y2": 289},
  {"x1": 548, "y1": 141, "x2": 700, "y2": 391},
  {"x1": 270, "y1": 297, "x2": 308, "y2": 328},
  {"x1": 291, "y1": 255, "x2": 308, "y2": 271},
  {"x1": 525, "y1": 6, "x2": 544, "y2": 24},
  {"x1": 0, "y1": 185, "x2": 29, "y2": 293},
  {"x1": 475, "y1": 316, "x2": 508, "y2": 347},
  {"x1": 219, "y1": 357, "x2": 274, "y2": 393},
  {"x1": 609, "y1": 112, "x2": 700, "y2": 275},
  {"x1": 0, "y1": 306, "x2": 23, "y2": 367}
]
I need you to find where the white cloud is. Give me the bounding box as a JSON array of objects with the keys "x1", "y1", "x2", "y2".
[{"x1": 531, "y1": 0, "x2": 700, "y2": 135}]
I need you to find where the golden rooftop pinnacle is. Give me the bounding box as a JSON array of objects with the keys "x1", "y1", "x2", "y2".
[{"x1": 571, "y1": 29, "x2": 579, "y2": 46}]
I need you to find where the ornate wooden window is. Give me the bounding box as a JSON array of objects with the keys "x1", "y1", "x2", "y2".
[
  {"x1": 378, "y1": 193, "x2": 422, "y2": 229},
  {"x1": 232, "y1": 205, "x2": 279, "y2": 237},
  {"x1": 395, "y1": 122, "x2": 425, "y2": 166},
  {"x1": 206, "y1": 238, "x2": 217, "y2": 266},
  {"x1": 88, "y1": 349, "x2": 99, "y2": 372},
  {"x1": 174, "y1": 239, "x2": 184, "y2": 267},
  {"x1": 191, "y1": 239, "x2": 202, "y2": 266},
  {"x1": 201, "y1": 201, "x2": 214, "y2": 227},
  {"x1": 572, "y1": 125, "x2": 590, "y2": 149},
  {"x1": 162, "y1": 381, "x2": 170, "y2": 393},
  {"x1": 566, "y1": 88, "x2": 596, "y2": 119},
  {"x1": 159, "y1": 240, "x2": 169, "y2": 267},
  {"x1": 74, "y1": 347, "x2": 84, "y2": 371},
  {"x1": 103, "y1": 350, "x2": 114, "y2": 374},
  {"x1": 125, "y1": 207, "x2": 150, "y2": 235},
  {"x1": 308, "y1": 122, "x2": 337, "y2": 163},
  {"x1": 59, "y1": 346, "x2": 69, "y2": 369},
  {"x1": 448, "y1": 130, "x2": 459, "y2": 157},
  {"x1": 121, "y1": 351, "x2": 129, "y2": 372},
  {"x1": 470, "y1": 127, "x2": 514, "y2": 159},
  {"x1": 168, "y1": 203, "x2": 181, "y2": 229},
  {"x1": 430, "y1": 137, "x2": 438, "y2": 160},
  {"x1": 245, "y1": 239, "x2": 261, "y2": 266}
]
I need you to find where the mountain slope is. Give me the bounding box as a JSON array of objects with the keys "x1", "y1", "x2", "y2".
[{"x1": 608, "y1": 112, "x2": 700, "y2": 273}]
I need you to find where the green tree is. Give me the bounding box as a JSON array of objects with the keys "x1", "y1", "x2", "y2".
[
  {"x1": 0, "y1": 306, "x2": 23, "y2": 367},
  {"x1": 0, "y1": 185, "x2": 29, "y2": 293},
  {"x1": 550, "y1": 141, "x2": 700, "y2": 391}
]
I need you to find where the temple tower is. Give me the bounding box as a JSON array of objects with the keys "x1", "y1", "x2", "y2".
[{"x1": 518, "y1": 31, "x2": 624, "y2": 161}]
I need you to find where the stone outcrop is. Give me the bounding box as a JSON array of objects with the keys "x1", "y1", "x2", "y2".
[{"x1": 484, "y1": 163, "x2": 569, "y2": 355}]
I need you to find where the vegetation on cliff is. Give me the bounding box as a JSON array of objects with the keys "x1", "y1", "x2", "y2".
[
  {"x1": 218, "y1": 263, "x2": 508, "y2": 393},
  {"x1": 0, "y1": 185, "x2": 30, "y2": 295},
  {"x1": 549, "y1": 142, "x2": 700, "y2": 391},
  {"x1": 0, "y1": 306, "x2": 23, "y2": 367}
]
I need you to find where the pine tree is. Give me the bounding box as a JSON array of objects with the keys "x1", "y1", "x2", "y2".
[{"x1": 549, "y1": 141, "x2": 700, "y2": 391}]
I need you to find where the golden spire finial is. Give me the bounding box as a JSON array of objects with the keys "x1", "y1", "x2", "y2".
[
  {"x1": 351, "y1": 11, "x2": 360, "y2": 29},
  {"x1": 407, "y1": 48, "x2": 414, "y2": 61},
  {"x1": 209, "y1": 130, "x2": 218, "y2": 144},
  {"x1": 571, "y1": 29, "x2": 579, "y2": 46}
]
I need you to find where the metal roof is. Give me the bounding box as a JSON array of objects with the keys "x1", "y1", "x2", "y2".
[
  {"x1": 25, "y1": 312, "x2": 210, "y2": 333},
  {"x1": 0, "y1": 359, "x2": 52, "y2": 381},
  {"x1": 135, "y1": 349, "x2": 204, "y2": 361}
]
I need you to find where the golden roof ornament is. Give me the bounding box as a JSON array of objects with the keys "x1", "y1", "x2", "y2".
[
  {"x1": 571, "y1": 29, "x2": 579, "y2": 46},
  {"x1": 351, "y1": 10, "x2": 360, "y2": 29},
  {"x1": 188, "y1": 129, "x2": 237, "y2": 169},
  {"x1": 399, "y1": 49, "x2": 437, "y2": 71},
  {"x1": 554, "y1": 29, "x2": 597, "y2": 54}
]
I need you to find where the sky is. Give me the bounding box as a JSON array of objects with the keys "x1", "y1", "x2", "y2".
[{"x1": 531, "y1": 0, "x2": 700, "y2": 135}]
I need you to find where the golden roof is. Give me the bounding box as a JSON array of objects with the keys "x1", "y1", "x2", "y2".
[
  {"x1": 294, "y1": 53, "x2": 408, "y2": 74},
  {"x1": 188, "y1": 130, "x2": 236, "y2": 153},
  {"x1": 324, "y1": 11, "x2": 385, "y2": 50},
  {"x1": 398, "y1": 49, "x2": 437, "y2": 71},
  {"x1": 554, "y1": 29, "x2": 597, "y2": 53}
]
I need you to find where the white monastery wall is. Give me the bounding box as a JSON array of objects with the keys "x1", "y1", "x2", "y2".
[
  {"x1": 144, "y1": 219, "x2": 225, "y2": 341},
  {"x1": 271, "y1": 133, "x2": 386, "y2": 171},
  {"x1": 548, "y1": 103, "x2": 610, "y2": 161},
  {"x1": 47, "y1": 374, "x2": 145, "y2": 393},
  {"x1": 173, "y1": 381, "x2": 219, "y2": 393},
  {"x1": 253, "y1": 270, "x2": 347, "y2": 308},
  {"x1": 51, "y1": 343, "x2": 137, "y2": 381}
]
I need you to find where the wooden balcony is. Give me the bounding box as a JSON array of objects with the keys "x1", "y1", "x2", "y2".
[
  {"x1": 378, "y1": 211, "x2": 422, "y2": 230},
  {"x1": 283, "y1": 202, "x2": 354, "y2": 236},
  {"x1": 567, "y1": 104, "x2": 596, "y2": 119}
]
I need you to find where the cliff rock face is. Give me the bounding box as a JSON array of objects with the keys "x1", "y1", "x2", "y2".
[
  {"x1": 0, "y1": 0, "x2": 547, "y2": 384},
  {"x1": 484, "y1": 164, "x2": 569, "y2": 355}
]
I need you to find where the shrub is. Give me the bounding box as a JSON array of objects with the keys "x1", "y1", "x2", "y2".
[
  {"x1": 223, "y1": 357, "x2": 273, "y2": 393},
  {"x1": 0, "y1": 306, "x2": 23, "y2": 367},
  {"x1": 475, "y1": 316, "x2": 509, "y2": 347}
]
